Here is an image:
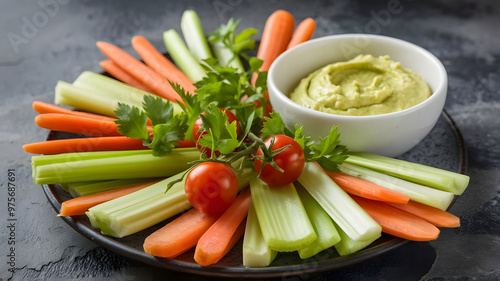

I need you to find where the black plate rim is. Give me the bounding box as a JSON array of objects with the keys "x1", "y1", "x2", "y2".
[{"x1": 41, "y1": 109, "x2": 467, "y2": 278}]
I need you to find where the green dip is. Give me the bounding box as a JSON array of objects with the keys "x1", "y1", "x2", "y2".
[{"x1": 289, "y1": 54, "x2": 432, "y2": 116}]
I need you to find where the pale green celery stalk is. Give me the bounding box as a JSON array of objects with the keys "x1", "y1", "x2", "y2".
[
  {"x1": 56, "y1": 72, "x2": 182, "y2": 117},
  {"x1": 32, "y1": 149, "x2": 152, "y2": 167},
  {"x1": 87, "y1": 174, "x2": 188, "y2": 237},
  {"x1": 210, "y1": 41, "x2": 245, "y2": 72},
  {"x1": 242, "y1": 200, "x2": 277, "y2": 267},
  {"x1": 346, "y1": 152, "x2": 469, "y2": 195},
  {"x1": 87, "y1": 161, "x2": 254, "y2": 237},
  {"x1": 32, "y1": 149, "x2": 151, "y2": 182},
  {"x1": 163, "y1": 29, "x2": 206, "y2": 83},
  {"x1": 333, "y1": 220, "x2": 381, "y2": 256},
  {"x1": 33, "y1": 148, "x2": 200, "y2": 184},
  {"x1": 55, "y1": 80, "x2": 118, "y2": 117},
  {"x1": 249, "y1": 177, "x2": 317, "y2": 252},
  {"x1": 180, "y1": 10, "x2": 213, "y2": 62},
  {"x1": 67, "y1": 178, "x2": 157, "y2": 197},
  {"x1": 298, "y1": 163, "x2": 382, "y2": 242},
  {"x1": 295, "y1": 183, "x2": 341, "y2": 260},
  {"x1": 339, "y1": 163, "x2": 454, "y2": 210}
]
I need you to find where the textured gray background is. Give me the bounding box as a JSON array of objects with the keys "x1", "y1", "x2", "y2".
[{"x1": 0, "y1": 0, "x2": 499, "y2": 280}]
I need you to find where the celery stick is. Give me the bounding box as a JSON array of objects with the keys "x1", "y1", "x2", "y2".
[
  {"x1": 346, "y1": 152, "x2": 469, "y2": 195},
  {"x1": 97, "y1": 181, "x2": 189, "y2": 237},
  {"x1": 32, "y1": 149, "x2": 152, "y2": 167},
  {"x1": 56, "y1": 72, "x2": 182, "y2": 117},
  {"x1": 88, "y1": 174, "x2": 189, "y2": 237},
  {"x1": 55, "y1": 80, "x2": 118, "y2": 117},
  {"x1": 298, "y1": 163, "x2": 382, "y2": 242},
  {"x1": 296, "y1": 183, "x2": 341, "y2": 260},
  {"x1": 67, "y1": 178, "x2": 157, "y2": 197},
  {"x1": 242, "y1": 200, "x2": 277, "y2": 267},
  {"x1": 339, "y1": 163, "x2": 455, "y2": 210},
  {"x1": 249, "y1": 178, "x2": 317, "y2": 252},
  {"x1": 88, "y1": 162, "x2": 254, "y2": 238},
  {"x1": 163, "y1": 29, "x2": 206, "y2": 83},
  {"x1": 180, "y1": 10, "x2": 213, "y2": 62},
  {"x1": 210, "y1": 41, "x2": 244, "y2": 72},
  {"x1": 33, "y1": 148, "x2": 200, "y2": 184},
  {"x1": 333, "y1": 220, "x2": 381, "y2": 256}
]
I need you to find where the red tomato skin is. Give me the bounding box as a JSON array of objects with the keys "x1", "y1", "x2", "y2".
[
  {"x1": 185, "y1": 162, "x2": 238, "y2": 216},
  {"x1": 254, "y1": 135, "x2": 305, "y2": 186}
]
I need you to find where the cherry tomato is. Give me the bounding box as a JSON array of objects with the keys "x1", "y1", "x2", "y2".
[
  {"x1": 185, "y1": 162, "x2": 238, "y2": 216},
  {"x1": 254, "y1": 135, "x2": 305, "y2": 186},
  {"x1": 192, "y1": 109, "x2": 241, "y2": 157}
]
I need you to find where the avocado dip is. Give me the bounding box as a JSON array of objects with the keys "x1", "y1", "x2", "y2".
[{"x1": 289, "y1": 54, "x2": 432, "y2": 116}]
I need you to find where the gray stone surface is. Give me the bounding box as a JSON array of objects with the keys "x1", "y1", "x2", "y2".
[{"x1": 0, "y1": 0, "x2": 499, "y2": 280}]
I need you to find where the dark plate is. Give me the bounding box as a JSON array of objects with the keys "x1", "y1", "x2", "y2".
[{"x1": 41, "y1": 110, "x2": 467, "y2": 278}]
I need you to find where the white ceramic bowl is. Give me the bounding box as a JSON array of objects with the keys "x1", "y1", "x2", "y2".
[{"x1": 267, "y1": 34, "x2": 448, "y2": 157}]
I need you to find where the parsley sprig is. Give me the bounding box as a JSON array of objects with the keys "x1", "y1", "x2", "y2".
[{"x1": 114, "y1": 95, "x2": 188, "y2": 156}]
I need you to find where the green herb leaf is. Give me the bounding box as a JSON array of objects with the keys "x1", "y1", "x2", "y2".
[
  {"x1": 260, "y1": 112, "x2": 294, "y2": 140},
  {"x1": 306, "y1": 126, "x2": 349, "y2": 172},
  {"x1": 208, "y1": 18, "x2": 257, "y2": 57},
  {"x1": 143, "y1": 95, "x2": 174, "y2": 126},
  {"x1": 114, "y1": 103, "x2": 151, "y2": 145},
  {"x1": 197, "y1": 105, "x2": 240, "y2": 156},
  {"x1": 149, "y1": 117, "x2": 188, "y2": 156},
  {"x1": 170, "y1": 82, "x2": 203, "y2": 140}
]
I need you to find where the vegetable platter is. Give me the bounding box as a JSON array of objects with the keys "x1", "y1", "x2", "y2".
[{"x1": 25, "y1": 9, "x2": 469, "y2": 278}]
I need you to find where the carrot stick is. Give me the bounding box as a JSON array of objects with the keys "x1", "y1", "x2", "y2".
[
  {"x1": 33, "y1": 101, "x2": 116, "y2": 122},
  {"x1": 23, "y1": 136, "x2": 147, "y2": 155},
  {"x1": 34, "y1": 113, "x2": 124, "y2": 137},
  {"x1": 326, "y1": 171, "x2": 410, "y2": 204},
  {"x1": 352, "y1": 196, "x2": 440, "y2": 241},
  {"x1": 286, "y1": 18, "x2": 316, "y2": 50},
  {"x1": 251, "y1": 10, "x2": 295, "y2": 87},
  {"x1": 32, "y1": 100, "x2": 155, "y2": 126},
  {"x1": 59, "y1": 180, "x2": 159, "y2": 216},
  {"x1": 256, "y1": 10, "x2": 295, "y2": 73},
  {"x1": 96, "y1": 41, "x2": 184, "y2": 103},
  {"x1": 250, "y1": 10, "x2": 294, "y2": 115},
  {"x1": 143, "y1": 208, "x2": 220, "y2": 258},
  {"x1": 194, "y1": 187, "x2": 251, "y2": 266},
  {"x1": 387, "y1": 201, "x2": 461, "y2": 228},
  {"x1": 99, "y1": 60, "x2": 154, "y2": 93},
  {"x1": 131, "y1": 36, "x2": 197, "y2": 94},
  {"x1": 219, "y1": 219, "x2": 246, "y2": 259}
]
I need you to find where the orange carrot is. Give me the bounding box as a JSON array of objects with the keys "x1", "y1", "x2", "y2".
[
  {"x1": 143, "y1": 208, "x2": 220, "y2": 258},
  {"x1": 387, "y1": 201, "x2": 460, "y2": 228},
  {"x1": 218, "y1": 219, "x2": 246, "y2": 260},
  {"x1": 256, "y1": 10, "x2": 295, "y2": 73},
  {"x1": 286, "y1": 18, "x2": 316, "y2": 50},
  {"x1": 131, "y1": 36, "x2": 197, "y2": 94},
  {"x1": 99, "y1": 60, "x2": 154, "y2": 93},
  {"x1": 59, "y1": 180, "x2": 159, "y2": 216},
  {"x1": 33, "y1": 101, "x2": 116, "y2": 122},
  {"x1": 250, "y1": 10, "x2": 294, "y2": 115},
  {"x1": 23, "y1": 136, "x2": 147, "y2": 154},
  {"x1": 32, "y1": 101, "x2": 155, "y2": 126},
  {"x1": 194, "y1": 187, "x2": 251, "y2": 266},
  {"x1": 251, "y1": 10, "x2": 295, "y2": 87},
  {"x1": 352, "y1": 196, "x2": 440, "y2": 241},
  {"x1": 35, "y1": 113, "x2": 122, "y2": 137},
  {"x1": 326, "y1": 171, "x2": 410, "y2": 204},
  {"x1": 96, "y1": 41, "x2": 184, "y2": 103}
]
